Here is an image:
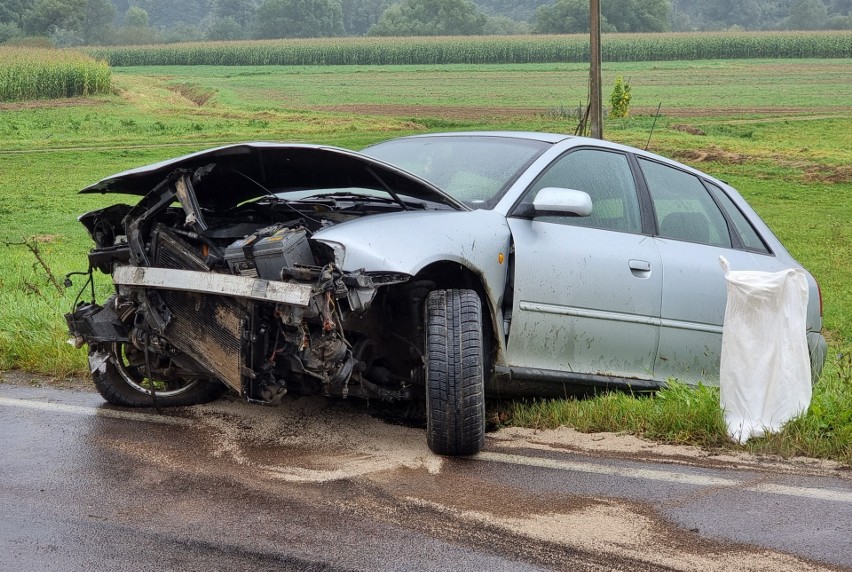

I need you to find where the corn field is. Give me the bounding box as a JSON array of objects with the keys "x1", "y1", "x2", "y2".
[
  {"x1": 85, "y1": 31, "x2": 852, "y2": 67},
  {"x1": 0, "y1": 47, "x2": 111, "y2": 102}
]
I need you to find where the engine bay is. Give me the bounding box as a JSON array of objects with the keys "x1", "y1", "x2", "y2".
[{"x1": 66, "y1": 158, "x2": 442, "y2": 406}]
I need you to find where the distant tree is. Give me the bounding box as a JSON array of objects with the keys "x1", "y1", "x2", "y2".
[
  {"x1": 0, "y1": 0, "x2": 28, "y2": 27},
  {"x1": 703, "y1": 0, "x2": 768, "y2": 30},
  {"x1": 129, "y1": 0, "x2": 166, "y2": 27},
  {"x1": 0, "y1": 21, "x2": 22, "y2": 41},
  {"x1": 254, "y1": 0, "x2": 344, "y2": 38},
  {"x1": 81, "y1": 0, "x2": 116, "y2": 44},
  {"x1": 831, "y1": 0, "x2": 852, "y2": 14},
  {"x1": 787, "y1": 0, "x2": 829, "y2": 28},
  {"x1": 212, "y1": 0, "x2": 255, "y2": 27},
  {"x1": 825, "y1": 13, "x2": 852, "y2": 26},
  {"x1": 534, "y1": 0, "x2": 670, "y2": 33},
  {"x1": 160, "y1": 22, "x2": 206, "y2": 42},
  {"x1": 112, "y1": 0, "x2": 130, "y2": 21},
  {"x1": 604, "y1": 0, "x2": 670, "y2": 32},
  {"x1": 482, "y1": 14, "x2": 528, "y2": 34},
  {"x1": 23, "y1": 0, "x2": 85, "y2": 36},
  {"x1": 533, "y1": 0, "x2": 614, "y2": 34},
  {"x1": 112, "y1": 4, "x2": 160, "y2": 42},
  {"x1": 671, "y1": 0, "x2": 811, "y2": 31},
  {"x1": 124, "y1": 5, "x2": 149, "y2": 27},
  {"x1": 206, "y1": 15, "x2": 245, "y2": 39},
  {"x1": 474, "y1": 0, "x2": 541, "y2": 23},
  {"x1": 368, "y1": 0, "x2": 487, "y2": 36},
  {"x1": 341, "y1": 0, "x2": 394, "y2": 35},
  {"x1": 129, "y1": 0, "x2": 213, "y2": 29}
]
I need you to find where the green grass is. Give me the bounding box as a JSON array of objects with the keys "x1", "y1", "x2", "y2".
[
  {"x1": 109, "y1": 59, "x2": 852, "y2": 115},
  {"x1": 0, "y1": 58, "x2": 850, "y2": 463},
  {"x1": 500, "y1": 382, "x2": 730, "y2": 447}
]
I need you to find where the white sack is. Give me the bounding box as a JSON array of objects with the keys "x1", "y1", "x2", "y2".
[{"x1": 718, "y1": 256, "x2": 811, "y2": 443}]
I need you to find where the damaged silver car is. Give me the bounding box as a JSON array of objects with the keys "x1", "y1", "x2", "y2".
[{"x1": 66, "y1": 132, "x2": 828, "y2": 456}]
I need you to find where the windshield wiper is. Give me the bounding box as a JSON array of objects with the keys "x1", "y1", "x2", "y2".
[
  {"x1": 364, "y1": 166, "x2": 409, "y2": 211},
  {"x1": 301, "y1": 192, "x2": 427, "y2": 209}
]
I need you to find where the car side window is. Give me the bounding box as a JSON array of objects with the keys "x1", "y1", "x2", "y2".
[
  {"x1": 521, "y1": 149, "x2": 642, "y2": 233},
  {"x1": 704, "y1": 181, "x2": 771, "y2": 254},
  {"x1": 639, "y1": 158, "x2": 732, "y2": 248}
]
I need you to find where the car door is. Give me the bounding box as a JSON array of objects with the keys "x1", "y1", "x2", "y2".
[
  {"x1": 505, "y1": 148, "x2": 662, "y2": 380},
  {"x1": 637, "y1": 157, "x2": 761, "y2": 385}
]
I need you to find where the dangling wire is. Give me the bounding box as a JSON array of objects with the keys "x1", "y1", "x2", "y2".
[
  {"x1": 143, "y1": 335, "x2": 161, "y2": 414},
  {"x1": 67, "y1": 266, "x2": 95, "y2": 312}
]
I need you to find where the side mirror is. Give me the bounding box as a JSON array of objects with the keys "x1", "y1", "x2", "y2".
[{"x1": 532, "y1": 187, "x2": 593, "y2": 217}]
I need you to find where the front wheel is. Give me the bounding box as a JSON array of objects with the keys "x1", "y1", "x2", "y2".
[
  {"x1": 90, "y1": 343, "x2": 228, "y2": 408},
  {"x1": 424, "y1": 289, "x2": 486, "y2": 456}
]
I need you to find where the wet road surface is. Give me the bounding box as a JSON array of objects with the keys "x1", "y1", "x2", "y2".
[{"x1": 1, "y1": 381, "x2": 850, "y2": 571}]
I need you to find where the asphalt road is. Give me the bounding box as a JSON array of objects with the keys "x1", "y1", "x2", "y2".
[{"x1": 1, "y1": 381, "x2": 850, "y2": 571}]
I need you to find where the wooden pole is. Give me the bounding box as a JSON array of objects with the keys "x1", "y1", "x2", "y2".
[{"x1": 589, "y1": 0, "x2": 603, "y2": 139}]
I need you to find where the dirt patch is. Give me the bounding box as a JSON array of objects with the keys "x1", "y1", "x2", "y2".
[
  {"x1": 404, "y1": 495, "x2": 835, "y2": 571},
  {"x1": 314, "y1": 104, "x2": 852, "y2": 121},
  {"x1": 671, "y1": 123, "x2": 706, "y2": 136},
  {"x1": 645, "y1": 106, "x2": 852, "y2": 118},
  {"x1": 166, "y1": 82, "x2": 217, "y2": 107},
  {"x1": 315, "y1": 103, "x2": 546, "y2": 120},
  {"x1": 672, "y1": 146, "x2": 750, "y2": 164},
  {"x1": 0, "y1": 98, "x2": 104, "y2": 111},
  {"x1": 191, "y1": 395, "x2": 443, "y2": 482},
  {"x1": 491, "y1": 426, "x2": 850, "y2": 479},
  {"x1": 803, "y1": 164, "x2": 852, "y2": 184}
]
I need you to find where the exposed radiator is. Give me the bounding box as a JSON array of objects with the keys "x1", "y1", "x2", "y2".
[{"x1": 153, "y1": 228, "x2": 248, "y2": 392}]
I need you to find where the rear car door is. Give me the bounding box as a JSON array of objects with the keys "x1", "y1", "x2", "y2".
[
  {"x1": 637, "y1": 157, "x2": 766, "y2": 385},
  {"x1": 505, "y1": 147, "x2": 662, "y2": 380}
]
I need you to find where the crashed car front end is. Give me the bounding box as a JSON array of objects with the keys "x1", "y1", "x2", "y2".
[{"x1": 65, "y1": 143, "x2": 464, "y2": 406}]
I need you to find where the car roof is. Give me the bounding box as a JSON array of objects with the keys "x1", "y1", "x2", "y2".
[
  {"x1": 388, "y1": 131, "x2": 575, "y2": 144},
  {"x1": 382, "y1": 131, "x2": 723, "y2": 181}
]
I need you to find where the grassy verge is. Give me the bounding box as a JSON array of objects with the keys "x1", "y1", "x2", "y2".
[
  {"x1": 498, "y1": 353, "x2": 852, "y2": 466},
  {"x1": 1, "y1": 59, "x2": 850, "y2": 463}
]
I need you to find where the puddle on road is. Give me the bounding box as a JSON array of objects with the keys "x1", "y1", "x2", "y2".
[{"x1": 190, "y1": 395, "x2": 442, "y2": 483}]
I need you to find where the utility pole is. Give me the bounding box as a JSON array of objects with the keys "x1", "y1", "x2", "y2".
[{"x1": 589, "y1": 0, "x2": 603, "y2": 139}]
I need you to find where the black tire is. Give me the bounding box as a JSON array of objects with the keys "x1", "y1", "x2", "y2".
[
  {"x1": 90, "y1": 343, "x2": 228, "y2": 408},
  {"x1": 425, "y1": 289, "x2": 486, "y2": 456}
]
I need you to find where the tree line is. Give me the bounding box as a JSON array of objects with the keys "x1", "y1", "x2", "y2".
[{"x1": 1, "y1": 0, "x2": 849, "y2": 46}]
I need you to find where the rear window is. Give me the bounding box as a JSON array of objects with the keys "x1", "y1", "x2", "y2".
[{"x1": 705, "y1": 181, "x2": 771, "y2": 254}]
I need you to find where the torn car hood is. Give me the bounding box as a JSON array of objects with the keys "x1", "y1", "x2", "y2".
[{"x1": 80, "y1": 142, "x2": 466, "y2": 211}]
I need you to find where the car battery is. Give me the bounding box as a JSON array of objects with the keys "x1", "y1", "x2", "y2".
[{"x1": 225, "y1": 226, "x2": 314, "y2": 280}]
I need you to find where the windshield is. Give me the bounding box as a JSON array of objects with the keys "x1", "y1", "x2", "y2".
[{"x1": 363, "y1": 136, "x2": 550, "y2": 207}]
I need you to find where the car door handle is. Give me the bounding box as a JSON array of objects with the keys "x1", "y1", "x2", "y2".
[{"x1": 628, "y1": 259, "x2": 652, "y2": 273}]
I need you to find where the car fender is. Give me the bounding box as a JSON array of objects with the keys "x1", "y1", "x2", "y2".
[{"x1": 313, "y1": 208, "x2": 512, "y2": 336}]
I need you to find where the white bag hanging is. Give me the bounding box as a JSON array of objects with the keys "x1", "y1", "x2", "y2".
[{"x1": 718, "y1": 256, "x2": 812, "y2": 444}]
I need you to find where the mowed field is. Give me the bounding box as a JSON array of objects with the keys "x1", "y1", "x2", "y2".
[{"x1": 1, "y1": 56, "x2": 850, "y2": 462}]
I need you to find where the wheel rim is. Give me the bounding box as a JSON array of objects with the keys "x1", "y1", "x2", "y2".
[{"x1": 109, "y1": 342, "x2": 201, "y2": 398}]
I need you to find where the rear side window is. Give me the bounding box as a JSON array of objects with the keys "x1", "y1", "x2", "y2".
[
  {"x1": 639, "y1": 158, "x2": 732, "y2": 248},
  {"x1": 705, "y1": 181, "x2": 771, "y2": 254},
  {"x1": 520, "y1": 148, "x2": 642, "y2": 234}
]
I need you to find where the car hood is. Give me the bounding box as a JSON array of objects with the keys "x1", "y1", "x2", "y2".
[{"x1": 79, "y1": 142, "x2": 466, "y2": 211}]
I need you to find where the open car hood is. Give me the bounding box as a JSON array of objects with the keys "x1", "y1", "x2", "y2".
[{"x1": 80, "y1": 142, "x2": 467, "y2": 211}]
